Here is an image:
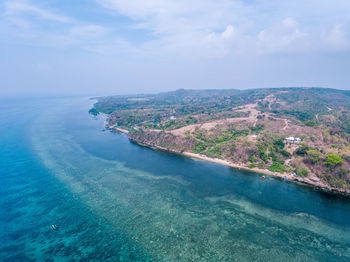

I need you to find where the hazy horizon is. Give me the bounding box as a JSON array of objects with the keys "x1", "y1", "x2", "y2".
[{"x1": 1, "y1": 0, "x2": 350, "y2": 97}]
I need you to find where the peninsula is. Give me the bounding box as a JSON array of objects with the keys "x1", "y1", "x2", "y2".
[{"x1": 90, "y1": 88, "x2": 350, "y2": 195}]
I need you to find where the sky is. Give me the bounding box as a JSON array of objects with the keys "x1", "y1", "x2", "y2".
[{"x1": 1, "y1": 0, "x2": 350, "y2": 97}]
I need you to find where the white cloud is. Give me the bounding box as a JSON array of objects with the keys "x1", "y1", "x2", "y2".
[
  {"x1": 199, "y1": 25, "x2": 243, "y2": 57},
  {"x1": 4, "y1": 0, "x2": 73, "y2": 23},
  {"x1": 97, "y1": 0, "x2": 350, "y2": 57},
  {"x1": 321, "y1": 24, "x2": 348, "y2": 51},
  {"x1": 68, "y1": 25, "x2": 109, "y2": 39},
  {"x1": 98, "y1": 0, "x2": 242, "y2": 32},
  {"x1": 257, "y1": 18, "x2": 308, "y2": 53},
  {"x1": 97, "y1": 0, "x2": 249, "y2": 56},
  {"x1": 2, "y1": 0, "x2": 116, "y2": 53},
  {"x1": 2, "y1": 0, "x2": 350, "y2": 58},
  {"x1": 5, "y1": 17, "x2": 31, "y2": 29},
  {"x1": 222, "y1": 25, "x2": 236, "y2": 40}
]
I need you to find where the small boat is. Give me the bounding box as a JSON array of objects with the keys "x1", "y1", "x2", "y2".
[
  {"x1": 50, "y1": 225, "x2": 58, "y2": 230},
  {"x1": 261, "y1": 176, "x2": 266, "y2": 180}
]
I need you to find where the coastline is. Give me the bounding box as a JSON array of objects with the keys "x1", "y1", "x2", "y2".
[
  {"x1": 108, "y1": 125, "x2": 350, "y2": 197},
  {"x1": 182, "y1": 152, "x2": 350, "y2": 196},
  {"x1": 133, "y1": 140, "x2": 350, "y2": 197}
]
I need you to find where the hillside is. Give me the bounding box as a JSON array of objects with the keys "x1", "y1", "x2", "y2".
[{"x1": 91, "y1": 88, "x2": 350, "y2": 194}]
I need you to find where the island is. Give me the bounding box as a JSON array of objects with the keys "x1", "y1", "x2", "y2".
[{"x1": 90, "y1": 87, "x2": 350, "y2": 195}]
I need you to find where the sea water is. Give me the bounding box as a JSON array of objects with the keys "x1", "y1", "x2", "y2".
[{"x1": 1, "y1": 97, "x2": 350, "y2": 261}]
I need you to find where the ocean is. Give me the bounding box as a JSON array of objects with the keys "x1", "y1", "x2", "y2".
[{"x1": 1, "y1": 97, "x2": 350, "y2": 261}]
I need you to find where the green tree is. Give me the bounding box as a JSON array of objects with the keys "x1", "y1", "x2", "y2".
[
  {"x1": 193, "y1": 142, "x2": 206, "y2": 154},
  {"x1": 296, "y1": 166, "x2": 309, "y2": 177},
  {"x1": 304, "y1": 120, "x2": 317, "y2": 127},
  {"x1": 306, "y1": 149, "x2": 321, "y2": 164},
  {"x1": 258, "y1": 161, "x2": 265, "y2": 169},
  {"x1": 269, "y1": 160, "x2": 286, "y2": 173},
  {"x1": 325, "y1": 154, "x2": 344, "y2": 167},
  {"x1": 274, "y1": 138, "x2": 285, "y2": 150},
  {"x1": 295, "y1": 145, "x2": 309, "y2": 156},
  {"x1": 249, "y1": 163, "x2": 256, "y2": 168},
  {"x1": 281, "y1": 150, "x2": 291, "y2": 157},
  {"x1": 250, "y1": 155, "x2": 257, "y2": 162},
  {"x1": 88, "y1": 108, "x2": 99, "y2": 116}
]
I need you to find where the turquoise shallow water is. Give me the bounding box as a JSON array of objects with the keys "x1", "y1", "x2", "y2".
[{"x1": 1, "y1": 98, "x2": 350, "y2": 261}]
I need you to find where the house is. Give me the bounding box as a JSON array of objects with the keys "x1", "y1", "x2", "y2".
[
  {"x1": 285, "y1": 137, "x2": 301, "y2": 143},
  {"x1": 170, "y1": 116, "x2": 176, "y2": 120},
  {"x1": 286, "y1": 137, "x2": 295, "y2": 142}
]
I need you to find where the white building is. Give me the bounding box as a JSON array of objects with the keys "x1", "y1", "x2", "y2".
[
  {"x1": 285, "y1": 137, "x2": 301, "y2": 143},
  {"x1": 286, "y1": 137, "x2": 294, "y2": 142}
]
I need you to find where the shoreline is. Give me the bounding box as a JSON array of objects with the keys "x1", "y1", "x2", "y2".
[
  {"x1": 184, "y1": 152, "x2": 350, "y2": 196},
  {"x1": 108, "y1": 125, "x2": 350, "y2": 197},
  {"x1": 129, "y1": 138, "x2": 350, "y2": 197},
  {"x1": 182, "y1": 153, "x2": 350, "y2": 196}
]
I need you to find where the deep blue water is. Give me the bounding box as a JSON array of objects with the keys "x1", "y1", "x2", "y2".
[{"x1": 1, "y1": 98, "x2": 350, "y2": 261}]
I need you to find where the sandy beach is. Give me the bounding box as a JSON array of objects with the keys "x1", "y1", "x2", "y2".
[
  {"x1": 183, "y1": 152, "x2": 292, "y2": 178},
  {"x1": 182, "y1": 152, "x2": 350, "y2": 195},
  {"x1": 113, "y1": 127, "x2": 129, "y2": 134},
  {"x1": 106, "y1": 124, "x2": 129, "y2": 134}
]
